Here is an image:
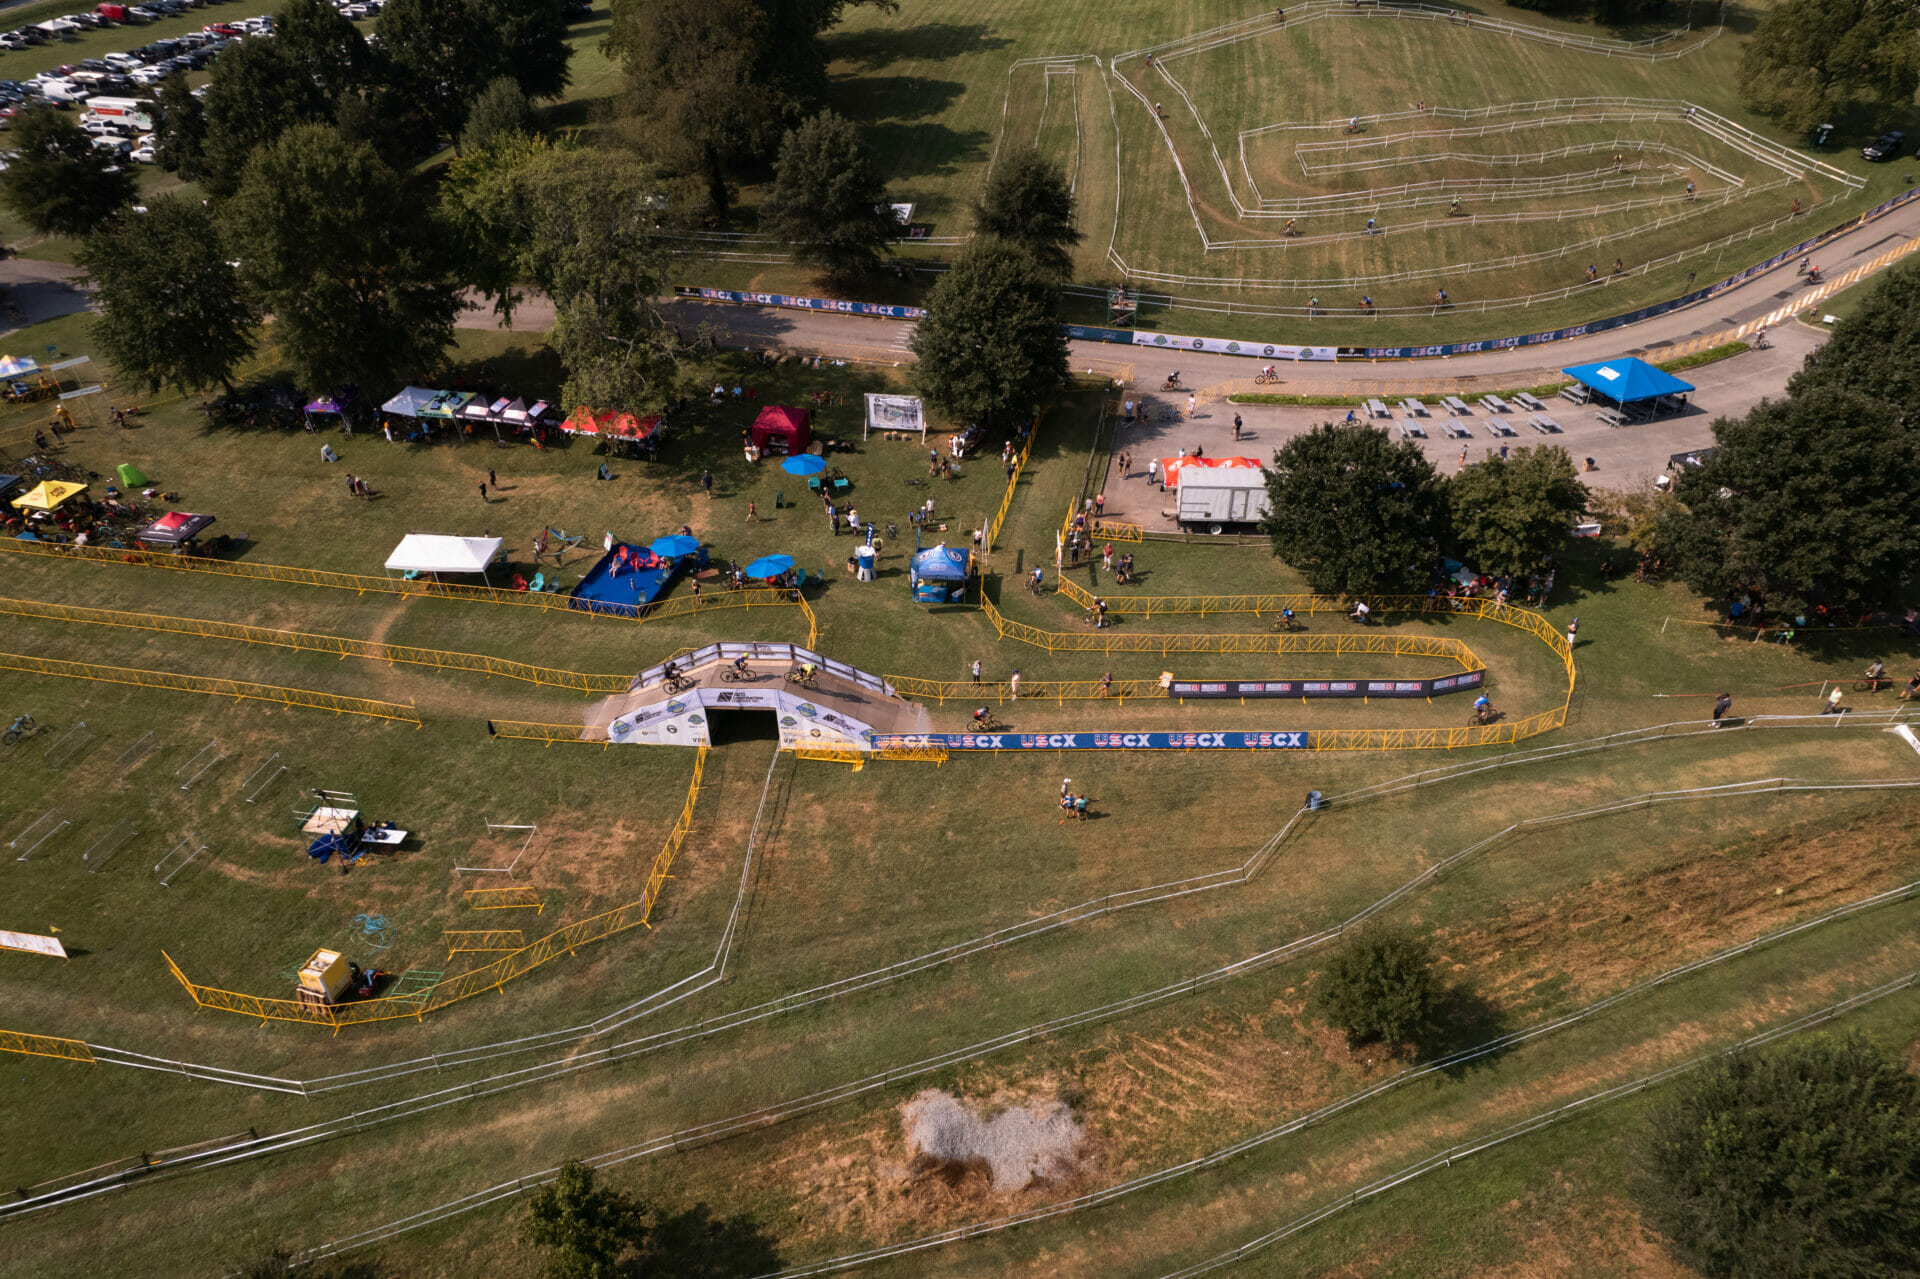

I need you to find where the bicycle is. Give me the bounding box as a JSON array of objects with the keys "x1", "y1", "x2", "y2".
[
  {"x1": 969, "y1": 710, "x2": 1005, "y2": 732},
  {"x1": 785, "y1": 665, "x2": 818, "y2": 688},
  {"x1": 661, "y1": 675, "x2": 695, "y2": 695},
  {"x1": 1253, "y1": 371, "x2": 1282, "y2": 385},
  {"x1": 4, "y1": 713, "x2": 37, "y2": 745},
  {"x1": 1269, "y1": 613, "x2": 1304, "y2": 633},
  {"x1": 718, "y1": 665, "x2": 756, "y2": 683},
  {"x1": 1025, "y1": 575, "x2": 1048, "y2": 597},
  {"x1": 1467, "y1": 705, "x2": 1503, "y2": 727},
  {"x1": 1851, "y1": 676, "x2": 1892, "y2": 694}
]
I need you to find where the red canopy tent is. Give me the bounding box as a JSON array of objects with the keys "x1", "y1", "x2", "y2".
[
  {"x1": 750, "y1": 405, "x2": 812, "y2": 456},
  {"x1": 1158, "y1": 456, "x2": 1263, "y2": 489},
  {"x1": 561, "y1": 407, "x2": 663, "y2": 450}
]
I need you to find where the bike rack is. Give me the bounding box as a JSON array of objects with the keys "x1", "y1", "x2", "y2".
[
  {"x1": 155, "y1": 834, "x2": 209, "y2": 887},
  {"x1": 240, "y1": 752, "x2": 286, "y2": 804},
  {"x1": 42, "y1": 721, "x2": 92, "y2": 770},
  {"x1": 176, "y1": 739, "x2": 228, "y2": 791},
  {"x1": 83, "y1": 821, "x2": 139, "y2": 873},
  {"x1": 8, "y1": 807, "x2": 67, "y2": 861},
  {"x1": 111, "y1": 730, "x2": 158, "y2": 780}
]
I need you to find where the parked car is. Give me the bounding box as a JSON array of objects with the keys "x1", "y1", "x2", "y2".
[
  {"x1": 128, "y1": 64, "x2": 168, "y2": 85},
  {"x1": 204, "y1": 21, "x2": 240, "y2": 34},
  {"x1": 127, "y1": 5, "x2": 161, "y2": 18},
  {"x1": 0, "y1": 33, "x2": 29, "y2": 50},
  {"x1": 130, "y1": 138, "x2": 154, "y2": 163},
  {"x1": 1862, "y1": 131, "x2": 1907, "y2": 162}
]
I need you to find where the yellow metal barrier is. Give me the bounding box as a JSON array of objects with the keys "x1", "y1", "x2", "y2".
[
  {"x1": 487, "y1": 719, "x2": 612, "y2": 748},
  {"x1": 976, "y1": 597, "x2": 1483, "y2": 664},
  {"x1": 0, "y1": 650, "x2": 420, "y2": 724},
  {"x1": 792, "y1": 746, "x2": 864, "y2": 770},
  {"x1": 0, "y1": 1028, "x2": 96, "y2": 1064},
  {"x1": 0, "y1": 596, "x2": 630, "y2": 695},
  {"x1": 985, "y1": 409, "x2": 1042, "y2": 554},
  {"x1": 464, "y1": 886, "x2": 545, "y2": 913},
  {"x1": 166, "y1": 749, "x2": 707, "y2": 1030},
  {"x1": 0, "y1": 537, "x2": 814, "y2": 640},
  {"x1": 877, "y1": 744, "x2": 949, "y2": 764},
  {"x1": 444, "y1": 930, "x2": 524, "y2": 957}
]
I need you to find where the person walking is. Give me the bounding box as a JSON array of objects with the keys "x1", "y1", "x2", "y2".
[
  {"x1": 1458, "y1": 445, "x2": 1468, "y2": 469},
  {"x1": 971, "y1": 659, "x2": 981, "y2": 685},
  {"x1": 1186, "y1": 392, "x2": 1197, "y2": 419},
  {"x1": 1824, "y1": 685, "x2": 1845, "y2": 715},
  {"x1": 1148, "y1": 458, "x2": 1159, "y2": 486},
  {"x1": 478, "y1": 479, "x2": 488, "y2": 501},
  {"x1": 1099, "y1": 671, "x2": 1113, "y2": 696},
  {"x1": 1010, "y1": 670, "x2": 1021, "y2": 701},
  {"x1": 487, "y1": 467, "x2": 496, "y2": 488},
  {"x1": 345, "y1": 474, "x2": 357, "y2": 499},
  {"x1": 745, "y1": 500, "x2": 757, "y2": 522},
  {"x1": 1232, "y1": 413, "x2": 1243, "y2": 440},
  {"x1": 1565, "y1": 616, "x2": 1579, "y2": 647},
  {"x1": 701, "y1": 469, "x2": 714, "y2": 499},
  {"x1": 1711, "y1": 691, "x2": 1732, "y2": 726}
]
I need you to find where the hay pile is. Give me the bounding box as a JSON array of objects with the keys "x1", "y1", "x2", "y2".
[{"x1": 900, "y1": 1089, "x2": 1084, "y2": 1192}]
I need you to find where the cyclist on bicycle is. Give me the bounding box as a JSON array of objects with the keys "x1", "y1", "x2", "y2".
[
  {"x1": 1279, "y1": 606, "x2": 1297, "y2": 628},
  {"x1": 1031, "y1": 566, "x2": 1045, "y2": 591},
  {"x1": 1166, "y1": 371, "x2": 1182, "y2": 387},
  {"x1": 1473, "y1": 693, "x2": 1494, "y2": 722},
  {"x1": 1262, "y1": 364, "x2": 1277, "y2": 380},
  {"x1": 661, "y1": 661, "x2": 681, "y2": 684},
  {"x1": 797, "y1": 660, "x2": 818, "y2": 683},
  {"x1": 972, "y1": 706, "x2": 993, "y2": 727},
  {"x1": 1865, "y1": 659, "x2": 1886, "y2": 688},
  {"x1": 731, "y1": 653, "x2": 751, "y2": 677},
  {"x1": 1349, "y1": 600, "x2": 1371, "y2": 623}
]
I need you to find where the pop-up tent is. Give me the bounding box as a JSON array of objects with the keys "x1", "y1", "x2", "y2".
[
  {"x1": 1560, "y1": 357, "x2": 1694, "y2": 407},
  {"x1": 418, "y1": 391, "x2": 475, "y2": 420},
  {"x1": 1158, "y1": 456, "x2": 1263, "y2": 490},
  {"x1": 751, "y1": 405, "x2": 812, "y2": 456},
  {"x1": 10, "y1": 480, "x2": 88, "y2": 512},
  {"x1": 383, "y1": 533, "x2": 505, "y2": 583},
  {"x1": 115, "y1": 463, "x2": 148, "y2": 488},
  {"x1": 908, "y1": 542, "x2": 970, "y2": 604},
  {"x1": 0, "y1": 355, "x2": 40, "y2": 379},
  {"x1": 381, "y1": 386, "x2": 439, "y2": 418},
  {"x1": 137, "y1": 511, "x2": 215, "y2": 546}
]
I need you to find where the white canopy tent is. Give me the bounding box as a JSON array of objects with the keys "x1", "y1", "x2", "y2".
[{"x1": 383, "y1": 534, "x2": 505, "y2": 583}]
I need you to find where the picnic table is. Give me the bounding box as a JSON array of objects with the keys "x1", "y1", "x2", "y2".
[
  {"x1": 1365, "y1": 398, "x2": 1391, "y2": 419},
  {"x1": 1484, "y1": 420, "x2": 1518, "y2": 438},
  {"x1": 1559, "y1": 384, "x2": 1591, "y2": 405},
  {"x1": 1527, "y1": 415, "x2": 1563, "y2": 434},
  {"x1": 1443, "y1": 396, "x2": 1472, "y2": 416},
  {"x1": 1400, "y1": 398, "x2": 1428, "y2": 417},
  {"x1": 1398, "y1": 418, "x2": 1428, "y2": 440},
  {"x1": 1479, "y1": 394, "x2": 1510, "y2": 413},
  {"x1": 1513, "y1": 392, "x2": 1546, "y2": 412},
  {"x1": 1596, "y1": 407, "x2": 1628, "y2": 427},
  {"x1": 1441, "y1": 422, "x2": 1473, "y2": 440}
]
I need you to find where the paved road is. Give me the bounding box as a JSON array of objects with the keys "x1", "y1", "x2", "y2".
[{"x1": 0, "y1": 257, "x2": 92, "y2": 336}]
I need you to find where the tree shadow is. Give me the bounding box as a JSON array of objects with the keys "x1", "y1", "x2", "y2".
[
  {"x1": 1416, "y1": 983, "x2": 1516, "y2": 1081},
  {"x1": 823, "y1": 22, "x2": 1012, "y2": 72},
  {"x1": 831, "y1": 74, "x2": 965, "y2": 125},
  {"x1": 863, "y1": 119, "x2": 992, "y2": 185},
  {"x1": 636, "y1": 1203, "x2": 783, "y2": 1278}
]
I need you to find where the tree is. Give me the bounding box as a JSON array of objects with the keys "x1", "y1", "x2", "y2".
[
  {"x1": 761, "y1": 110, "x2": 893, "y2": 279},
  {"x1": 909, "y1": 239, "x2": 1068, "y2": 429},
  {"x1": 461, "y1": 76, "x2": 537, "y2": 154},
  {"x1": 152, "y1": 73, "x2": 207, "y2": 182},
  {"x1": 1790, "y1": 262, "x2": 1920, "y2": 422},
  {"x1": 523, "y1": 1160, "x2": 649, "y2": 1279},
  {"x1": 1447, "y1": 445, "x2": 1587, "y2": 576},
  {"x1": 1737, "y1": 0, "x2": 1920, "y2": 134},
  {"x1": 1309, "y1": 926, "x2": 1439, "y2": 1049},
  {"x1": 473, "y1": 0, "x2": 573, "y2": 101},
  {"x1": 198, "y1": 36, "x2": 336, "y2": 196},
  {"x1": 272, "y1": 0, "x2": 374, "y2": 98},
  {"x1": 0, "y1": 106, "x2": 137, "y2": 238},
  {"x1": 1261, "y1": 422, "x2": 1446, "y2": 595},
  {"x1": 221, "y1": 125, "x2": 460, "y2": 393},
  {"x1": 974, "y1": 148, "x2": 1082, "y2": 281},
  {"x1": 1638, "y1": 1030, "x2": 1920, "y2": 1278},
  {"x1": 1658, "y1": 387, "x2": 1920, "y2": 614},
  {"x1": 78, "y1": 197, "x2": 259, "y2": 395},
  {"x1": 378, "y1": 0, "x2": 572, "y2": 146}
]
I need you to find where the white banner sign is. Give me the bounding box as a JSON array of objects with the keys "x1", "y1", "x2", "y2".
[
  {"x1": 1131, "y1": 331, "x2": 1337, "y2": 362},
  {"x1": 0, "y1": 929, "x2": 67, "y2": 959},
  {"x1": 865, "y1": 393, "x2": 925, "y2": 436}
]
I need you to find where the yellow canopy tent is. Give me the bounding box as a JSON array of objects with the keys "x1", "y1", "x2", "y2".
[{"x1": 11, "y1": 480, "x2": 88, "y2": 512}]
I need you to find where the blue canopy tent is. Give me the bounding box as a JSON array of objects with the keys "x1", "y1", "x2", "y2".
[
  {"x1": 1560, "y1": 357, "x2": 1693, "y2": 412},
  {"x1": 908, "y1": 543, "x2": 970, "y2": 604}
]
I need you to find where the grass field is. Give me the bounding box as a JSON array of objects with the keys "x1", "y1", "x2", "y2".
[{"x1": 2, "y1": 4, "x2": 1920, "y2": 1274}]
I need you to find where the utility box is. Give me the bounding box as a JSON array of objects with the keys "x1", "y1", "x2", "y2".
[
  {"x1": 1176, "y1": 480, "x2": 1270, "y2": 531},
  {"x1": 296, "y1": 948, "x2": 352, "y2": 1005}
]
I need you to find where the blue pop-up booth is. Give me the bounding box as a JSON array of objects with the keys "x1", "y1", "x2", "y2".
[{"x1": 908, "y1": 543, "x2": 970, "y2": 604}]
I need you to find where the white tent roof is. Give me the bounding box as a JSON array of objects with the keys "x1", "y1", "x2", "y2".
[{"x1": 384, "y1": 534, "x2": 504, "y2": 575}]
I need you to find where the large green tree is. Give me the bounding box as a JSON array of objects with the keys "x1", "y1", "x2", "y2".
[
  {"x1": 909, "y1": 239, "x2": 1068, "y2": 428},
  {"x1": 762, "y1": 110, "x2": 894, "y2": 279},
  {"x1": 460, "y1": 76, "x2": 538, "y2": 155},
  {"x1": 522, "y1": 1160, "x2": 650, "y2": 1279},
  {"x1": 1261, "y1": 422, "x2": 1446, "y2": 595},
  {"x1": 605, "y1": 0, "x2": 895, "y2": 218},
  {"x1": 198, "y1": 36, "x2": 336, "y2": 197},
  {"x1": 1790, "y1": 263, "x2": 1920, "y2": 422},
  {"x1": 152, "y1": 73, "x2": 208, "y2": 182},
  {"x1": 273, "y1": 0, "x2": 374, "y2": 98},
  {"x1": 1638, "y1": 1030, "x2": 1920, "y2": 1278},
  {"x1": 0, "y1": 106, "x2": 137, "y2": 237},
  {"x1": 1310, "y1": 926, "x2": 1440, "y2": 1050},
  {"x1": 378, "y1": 0, "x2": 572, "y2": 146},
  {"x1": 1448, "y1": 445, "x2": 1587, "y2": 576},
  {"x1": 79, "y1": 197, "x2": 259, "y2": 395},
  {"x1": 974, "y1": 148, "x2": 1082, "y2": 281},
  {"x1": 1737, "y1": 0, "x2": 1920, "y2": 133},
  {"x1": 1658, "y1": 387, "x2": 1920, "y2": 613},
  {"x1": 221, "y1": 125, "x2": 460, "y2": 393}
]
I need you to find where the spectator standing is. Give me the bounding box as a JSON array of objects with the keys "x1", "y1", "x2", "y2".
[
  {"x1": 1712, "y1": 692, "x2": 1732, "y2": 727},
  {"x1": 701, "y1": 469, "x2": 714, "y2": 499},
  {"x1": 971, "y1": 659, "x2": 981, "y2": 684},
  {"x1": 1010, "y1": 670, "x2": 1021, "y2": 700},
  {"x1": 1565, "y1": 616, "x2": 1579, "y2": 647},
  {"x1": 478, "y1": 480, "x2": 487, "y2": 501}
]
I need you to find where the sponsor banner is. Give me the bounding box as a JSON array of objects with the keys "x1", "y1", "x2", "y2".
[
  {"x1": 871, "y1": 731, "x2": 1310, "y2": 751},
  {"x1": 1361, "y1": 186, "x2": 1920, "y2": 360},
  {"x1": 0, "y1": 929, "x2": 67, "y2": 959},
  {"x1": 1132, "y1": 331, "x2": 1336, "y2": 361},
  {"x1": 1170, "y1": 669, "x2": 1483, "y2": 699},
  {"x1": 1062, "y1": 324, "x2": 1138, "y2": 345},
  {"x1": 673, "y1": 285, "x2": 926, "y2": 321}
]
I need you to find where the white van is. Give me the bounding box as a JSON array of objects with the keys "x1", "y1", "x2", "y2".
[
  {"x1": 83, "y1": 96, "x2": 153, "y2": 131},
  {"x1": 40, "y1": 80, "x2": 91, "y2": 104}
]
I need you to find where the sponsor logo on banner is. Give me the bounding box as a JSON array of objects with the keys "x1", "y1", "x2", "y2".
[
  {"x1": 869, "y1": 731, "x2": 1310, "y2": 750},
  {"x1": 1132, "y1": 331, "x2": 1337, "y2": 362},
  {"x1": 1169, "y1": 673, "x2": 1481, "y2": 699}
]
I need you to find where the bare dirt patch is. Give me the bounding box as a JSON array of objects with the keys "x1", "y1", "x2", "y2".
[{"x1": 901, "y1": 1089, "x2": 1085, "y2": 1191}]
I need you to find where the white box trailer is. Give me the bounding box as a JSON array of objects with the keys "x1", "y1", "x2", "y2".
[
  {"x1": 1176, "y1": 477, "x2": 1270, "y2": 531},
  {"x1": 84, "y1": 97, "x2": 154, "y2": 131}
]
